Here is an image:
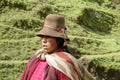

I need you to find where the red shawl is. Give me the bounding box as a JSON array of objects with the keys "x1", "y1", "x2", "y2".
[
  {"x1": 20, "y1": 56, "x2": 60, "y2": 80},
  {"x1": 20, "y1": 50, "x2": 95, "y2": 80}
]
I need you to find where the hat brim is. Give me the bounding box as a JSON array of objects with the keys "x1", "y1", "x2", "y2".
[{"x1": 36, "y1": 27, "x2": 69, "y2": 40}]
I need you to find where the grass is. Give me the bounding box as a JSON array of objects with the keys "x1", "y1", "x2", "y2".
[
  {"x1": 0, "y1": 0, "x2": 120, "y2": 80},
  {"x1": 0, "y1": 60, "x2": 27, "y2": 80}
]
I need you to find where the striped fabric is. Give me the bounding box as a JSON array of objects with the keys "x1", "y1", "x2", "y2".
[
  {"x1": 29, "y1": 60, "x2": 70, "y2": 80},
  {"x1": 20, "y1": 55, "x2": 71, "y2": 80},
  {"x1": 58, "y1": 70, "x2": 71, "y2": 80},
  {"x1": 45, "y1": 52, "x2": 84, "y2": 80},
  {"x1": 35, "y1": 49, "x2": 95, "y2": 80}
]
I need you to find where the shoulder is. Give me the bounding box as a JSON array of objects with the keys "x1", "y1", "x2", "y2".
[
  {"x1": 35, "y1": 48, "x2": 44, "y2": 55},
  {"x1": 54, "y1": 51, "x2": 77, "y2": 61},
  {"x1": 57, "y1": 70, "x2": 71, "y2": 80}
]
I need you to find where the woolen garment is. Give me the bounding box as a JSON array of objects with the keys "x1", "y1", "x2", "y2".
[
  {"x1": 30, "y1": 60, "x2": 70, "y2": 80},
  {"x1": 20, "y1": 49, "x2": 95, "y2": 80},
  {"x1": 30, "y1": 60, "x2": 47, "y2": 80},
  {"x1": 45, "y1": 51, "x2": 84, "y2": 80},
  {"x1": 20, "y1": 56, "x2": 70, "y2": 80}
]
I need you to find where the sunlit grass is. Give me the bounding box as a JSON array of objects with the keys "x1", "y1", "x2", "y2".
[{"x1": 0, "y1": 0, "x2": 120, "y2": 79}]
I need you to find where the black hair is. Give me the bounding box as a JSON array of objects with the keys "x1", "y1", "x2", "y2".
[
  {"x1": 56, "y1": 38, "x2": 70, "y2": 53},
  {"x1": 56, "y1": 38, "x2": 64, "y2": 48}
]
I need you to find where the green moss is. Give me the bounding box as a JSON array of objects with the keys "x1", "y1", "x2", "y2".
[
  {"x1": 0, "y1": 0, "x2": 120, "y2": 79},
  {"x1": 0, "y1": 38, "x2": 41, "y2": 60},
  {"x1": 77, "y1": 8, "x2": 115, "y2": 33},
  {"x1": 80, "y1": 52, "x2": 120, "y2": 80},
  {"x1": 0, "y1": 24, "x2": 35, "y2": 39},
  {"x1": 0, "y1": 61, "x2": 27, "y2": 80}
]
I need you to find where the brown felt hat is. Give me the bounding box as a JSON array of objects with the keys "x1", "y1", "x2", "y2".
[{"x1": 36, "y1": 14, "x2": 69, "y2": 40}]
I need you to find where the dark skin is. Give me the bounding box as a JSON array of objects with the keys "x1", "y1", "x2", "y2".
[{"x1": 41, "y1": 36, "x2": 58, "y2": 54}]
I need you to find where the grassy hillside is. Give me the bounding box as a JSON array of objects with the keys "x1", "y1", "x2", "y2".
[{"x1": 0, "y1": 0, "x2": 120, "y2": 80}]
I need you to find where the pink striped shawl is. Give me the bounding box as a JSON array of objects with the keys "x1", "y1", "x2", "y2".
[
  {"x1": 45, "y1": 52, "x2": 84, "y2": 80},
  {"x1": 35, "y1": 49, "x2": 95, "y2": 80}
]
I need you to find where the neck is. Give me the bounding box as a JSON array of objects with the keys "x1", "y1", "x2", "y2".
[{"x1": 44, "y1": 48, "x2": 64, "y2": 54}]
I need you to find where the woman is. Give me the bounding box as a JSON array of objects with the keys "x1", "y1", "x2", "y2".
[{"x1": 20, "y1": 14, "x2": 95, "y2": 80}]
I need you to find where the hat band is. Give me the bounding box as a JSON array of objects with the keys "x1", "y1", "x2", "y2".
[{"x1": 44, "y1": 25, "x2": 63, "y2": 33}]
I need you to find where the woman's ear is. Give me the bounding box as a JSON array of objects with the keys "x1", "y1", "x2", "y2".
[{"x1": 63, "y1": 40, "x2": 67, "y2": 47}]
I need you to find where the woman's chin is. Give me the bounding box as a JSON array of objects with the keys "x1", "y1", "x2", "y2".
[{"x1": 43, "y1": 49, "x2": 50, "y2": 54}]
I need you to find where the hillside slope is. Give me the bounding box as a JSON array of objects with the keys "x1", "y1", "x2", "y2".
[{"x1": 0, "y1": 0, "x2": 120, "y2": 80}]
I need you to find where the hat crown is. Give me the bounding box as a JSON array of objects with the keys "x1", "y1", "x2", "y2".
[
  {"x1": 36, "y1": 14, "x2": 69, "y2": 40},
  {"x1": 44, "y1": 14, "x2": 65, "y2": 29}
]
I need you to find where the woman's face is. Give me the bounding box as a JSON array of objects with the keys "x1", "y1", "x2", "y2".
[{"x1": 41, "y1": 36, "x2": 58, "y2": 54}]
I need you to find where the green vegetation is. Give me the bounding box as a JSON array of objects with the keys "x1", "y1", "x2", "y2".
[{"x1": 0, "y1": 0, "x2": 120, "y2": 80}]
